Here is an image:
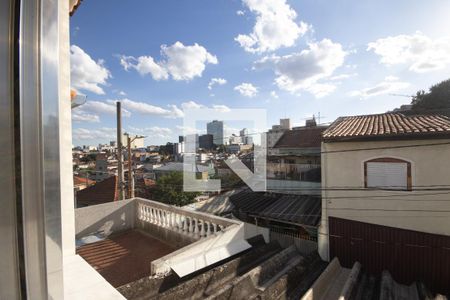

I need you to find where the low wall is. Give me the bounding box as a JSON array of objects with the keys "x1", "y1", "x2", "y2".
[
  {"x1": 270, "y1": 231, "x2": 317, "y2": 255},
  {"x1": 75, "y1": 199, "x2": 135, "y2": 239},
  {"x1": 242, "y1": 221, "x2": 270, "y2": 243},
  {"x1": 137, "y1": 221, "x2": 197, "y2": 248}
]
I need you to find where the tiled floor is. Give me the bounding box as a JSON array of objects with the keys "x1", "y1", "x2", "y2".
[{"x1": 77, "y1": 230, "x2": 176, "y2": 287}]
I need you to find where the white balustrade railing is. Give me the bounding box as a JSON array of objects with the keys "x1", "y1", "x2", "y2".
[{"x1": 136, "y1": 198, "x2": 233, "y2": 239}]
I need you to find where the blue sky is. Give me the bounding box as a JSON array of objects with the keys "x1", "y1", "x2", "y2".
[{"x1": 70, "y1": 0, "x2": 450, "y2": 146}]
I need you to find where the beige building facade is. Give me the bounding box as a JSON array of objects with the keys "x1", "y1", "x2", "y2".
[{"x1": 319, "y1": 138, "x2": 450, "y2": 260}]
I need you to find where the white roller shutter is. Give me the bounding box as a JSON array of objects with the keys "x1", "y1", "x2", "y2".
[{"x1": 366, "y1": 162, "x2": 407, "y2": 189}]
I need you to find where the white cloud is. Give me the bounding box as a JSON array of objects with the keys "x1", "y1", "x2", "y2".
[
  {"x1": 349, "y1": 76, "x2": 410, "y2": 98},
  {"x1": 235, "y1": 0, "x2": 310, "y2": 53},
  {"x1": 234, "y1": 82, "x2": 259, "y2": 97},
  {"x1": 70, "y1": 45, "x2": 111, "y2": 95},
  {"x1": 181, "y1": 100, "x2": 205, "y2": 110},
  {"x1": 175, "y1": 125, "x2": 204, "y2": 135},
  {"x1": 107, "y1": 98, "x2": 183, "y2": 119},
  {"x1": 270, "y1": 90, "x2": 279, "y2": 98},
  {"x1": 167, "y1": 104, "x2": 184, "y2": 119},
  {"x1": 82, "y1": 100, "x2": 132, "y2": 117},
  {"x1": 236, "y1": 10, "x2": 245, "y2": 16},
  {"x1": 72, "y1": 111, "x2": 100, "y2": 123},
  {"x1": 367, "y1": 32, "x2": 450, "y2": 73},
  {"x1": 120, "y1": 55, "x2": 168, "y2": 80},
  {"x1": 120, "y1": 41, "x2": 218, "y2": 81},
  {"x1": 119, "y1": 91, "x2": 126, "y2": 96},
  {"x1": 254, "y1": 39, "x2": 347, "y2": 97},
  {"x1": 212, "y1": 104, "x2": 231, "y2": 112},
  {"x1": 304, "y1": 83, "x2": 337, "y2": 98},
  {"x1": 180, "y1": 101, "x2": 230, "y2": 112},
  {"x1": 73, "y1": 127, "x2": 116, "y2": 140},
  {"x1": 208, "y1": 77, "x2": 227, "y2": 90},
  {"x1": 145, "y1": 126, "x2": 172, "y2": 138},
  {"x1": 330, "y1": 73, "x2": 357, "y2": 81}
]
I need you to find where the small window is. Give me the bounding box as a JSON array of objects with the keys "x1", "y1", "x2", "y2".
[{"x1": 364, "y1": 158, "x2": 411, "y2": 190}]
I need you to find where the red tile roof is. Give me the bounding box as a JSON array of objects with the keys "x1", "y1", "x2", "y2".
[
  {"x1": 274, "y1": 127, "x2": 327, "y2": 148},
  {"x1": 323, "y1": 113, "x2": 450, "y2": 141},
  {"x1": 76, "y1": 176, "x2": 118, "y2": 206},
  {"x1": 73, "y1": 176, "x2": 95, "y2": 186}
]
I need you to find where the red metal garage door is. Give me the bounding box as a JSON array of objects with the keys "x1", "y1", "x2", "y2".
[{"x1": 329, "y1": 217, "x2": 450, "y2": 295}]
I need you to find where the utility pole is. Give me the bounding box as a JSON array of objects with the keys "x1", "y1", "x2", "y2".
[
  {"x1": 124, "y1": 133, "x2": 145, "y2": 199},
  {"x1": 116, "y1": 102, "x2": 125, "y2": 200},
  {"x1": 127, "y1": 135, "x2": 132, "y2": 198}
]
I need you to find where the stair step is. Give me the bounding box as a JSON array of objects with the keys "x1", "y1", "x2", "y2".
[
  {"x1": 153, "y1": 241, "x2": 282, "y2": 300},
  {"x1": 255, "y1": 255, "x2": 307, "y2": 300},
  {"x1": 287, "y1": 257, "x2": 329, "y2": 300},
  {"x1": 205, "y1": 246, "x2": 300, "y2": 300}
]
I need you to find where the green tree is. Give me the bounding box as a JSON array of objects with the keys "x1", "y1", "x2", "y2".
[
  {"x1": 153, "y1": 172, "x2": 200, "y2": 206},
  {"x1": 411, "y1": 79, "x2": 450, "y2": 110}
]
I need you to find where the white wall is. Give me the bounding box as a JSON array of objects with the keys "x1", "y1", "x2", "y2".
[
  {"x1": 319, "y1": 138, "x2": 450, "y2": 261},
  {"x1": 60, "y1": 0, "x2": 76, "y2": 257}
]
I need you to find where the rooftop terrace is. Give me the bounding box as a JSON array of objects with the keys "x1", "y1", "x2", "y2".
[{"x1": 77, "y1": 230, "x2": 175, "y2": 287}]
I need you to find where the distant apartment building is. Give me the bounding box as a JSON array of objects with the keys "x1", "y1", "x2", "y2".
[
  {"x1": 229, "y1": 134, "x2": 243, "y2": 145},
  {"x1": 240, "y1": 128, "x2": 253, "y2": 145},
  {"x1": 199, "y1": 134, "x2": 213, "y2": 150},
  {"x1": 207, "y1": 120, "x2": 225, "y2": 145},
  {"x1": 98, "y1": 143, "x2": 115, "y2": 152},
  {"x1": 227, "y1": 143, "x2": 252, "y2": 154},
  {"x1": 174, "y1": 141, "x2": 185, "y2": 155},
  {"x1": 267, "y1": 118, "x2": 291, "y2": 152},
  {"x1": 319, "y1": 112, "x2": 450, "y2": 293},
  {"x1": 94, "y1": 153, "x2": 110, "y2": 182},
  {"x1": 82, "y1": 145, "x2": 97, "y2": 152},
  {"x1": 122, "y1": 134, "x2": 145, "y2": 149},
  {"x1": 267, "y1": 122, "x2": 327, "y2": 195}
]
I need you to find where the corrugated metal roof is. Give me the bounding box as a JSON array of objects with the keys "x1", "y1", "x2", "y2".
[{"x1": 230, "y1": 190, "x2": 321, "y2": 227}]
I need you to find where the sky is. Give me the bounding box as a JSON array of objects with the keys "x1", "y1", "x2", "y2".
[{"x1": 70, "y1": 0, "x2": 450, "y2": 146}]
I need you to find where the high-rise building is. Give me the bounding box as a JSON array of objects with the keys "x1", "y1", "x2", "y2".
[
  {"x1": 199, "y1": 134, "x2": 214, "y2": 149},
  {"x1": 207, "y1": 120, "x2": 225, "y2": 145},
  {"x1": 239, "y1": 128, "x2": 253, "y2": 145}
]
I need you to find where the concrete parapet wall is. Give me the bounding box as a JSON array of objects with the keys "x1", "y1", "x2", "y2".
[{"x1": 75, "y1": 199, "x2": 135, "y2": 238}]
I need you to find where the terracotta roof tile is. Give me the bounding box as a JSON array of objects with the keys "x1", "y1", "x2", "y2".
[
  {"x1": 323, "y1": 113, "x2": 450, "y2": 141},
  {"x1": 73, "y1": 176, "x2": 95, "y2": 186},
  {"x1": 76, "y1": 175, "x2": 118, "y2": 206}
]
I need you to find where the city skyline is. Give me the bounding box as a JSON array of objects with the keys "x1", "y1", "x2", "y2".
[{"x1": 70, "y1": 0, "x2": 450, "y2": 146}]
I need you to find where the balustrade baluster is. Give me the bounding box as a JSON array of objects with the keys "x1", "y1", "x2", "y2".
[
  {"x1": 199, "y1": 220, "x2": 205, "y2": 237},
  {"x1": 205, "y1": 221, "x2": 210, "y2": 237},
  {"x1": 189, "y1": 217, "x2": 195, "y2": 235},
  {"x1": 183, "y1": 216, "x2": 188, "y2": 233},
  {"x1": 148, "y1": 207, "x2": 152, "y2": 223}
]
